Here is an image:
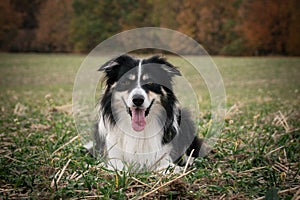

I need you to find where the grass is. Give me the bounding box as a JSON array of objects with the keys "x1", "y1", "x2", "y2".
[{"x1": 0, "y1": 53, "x2": 299, "y2": 199}]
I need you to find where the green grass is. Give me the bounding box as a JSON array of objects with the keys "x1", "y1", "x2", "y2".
[{"x1": 0, "y1": 53, "x2": 299, "y2": 199}]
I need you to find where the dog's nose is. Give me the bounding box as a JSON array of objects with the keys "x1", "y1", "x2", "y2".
[{"x1": 132, "y1": 95, "x2": 144, "y2": 107}]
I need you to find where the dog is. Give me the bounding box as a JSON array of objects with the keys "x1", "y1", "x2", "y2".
[{"x1": 85, "y1": 54, "x2": 206, "y2": 171}]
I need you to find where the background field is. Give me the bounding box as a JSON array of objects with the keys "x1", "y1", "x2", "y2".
[{"x1": 0, "y1": 53, "x2": 299, "y2": 199}]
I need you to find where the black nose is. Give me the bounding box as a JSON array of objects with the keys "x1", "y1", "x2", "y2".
[{"x1": 132, "y1": 95, "x2": 144, "y2": 107}]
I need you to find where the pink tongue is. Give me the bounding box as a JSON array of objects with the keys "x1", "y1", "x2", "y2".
[{"x1": 131, "y1": 108, "x2": 146, "y2": 132}]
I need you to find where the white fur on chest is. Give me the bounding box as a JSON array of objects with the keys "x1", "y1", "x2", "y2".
[{"x1": 98, "y1": 112, "x2": 173, "y2": 171}]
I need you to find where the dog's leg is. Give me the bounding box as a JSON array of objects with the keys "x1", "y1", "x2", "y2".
[
  {"x1": 186, "y1": 136, "x2": 210, "y2": 157},
  {"x1": 170, "y1": 109, "x2": 211, "y2": 166},
  {"x1": 84, "y1": 122, "x2": 107, "y2": 158}
]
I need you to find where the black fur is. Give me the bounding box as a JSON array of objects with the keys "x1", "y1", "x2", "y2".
[{"x1": 95, "y1": 54, "x2": 205, "y2": 165}]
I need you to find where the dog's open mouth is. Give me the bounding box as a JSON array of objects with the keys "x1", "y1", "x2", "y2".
[
  {"x1": 131, "y1": 108, "x2": 146, "y2": 132},
  {"x1": 122, "y1": 98, "x2": 154, "y2": 132}
]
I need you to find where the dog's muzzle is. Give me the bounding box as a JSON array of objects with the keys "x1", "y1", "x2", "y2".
[
  {"x1": 122, "y1": 97, "x2": 155, "y2": 132},
  {"x1": 132, "y1": 94, "x2": 144, "y2": 107}
]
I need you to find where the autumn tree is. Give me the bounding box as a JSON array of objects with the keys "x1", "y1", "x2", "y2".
[
  {"x1": 9, "y1": 0, "x2": 44, "y2": 51},
  {"x1": 285, "y1": 0, "x2": 300, "y2": 55},
  {"x1": 119, "y1": 0, "x2": 157, "y2": 30},
  {"x1": 70, "y1": 0, "x2": 119, "y2": 52},
  {"x1": 177, "y1": 0, "x2": 240, "y2": 55},
  {"x1": 70, "y1": 0, "x2": 157, "y2": 52},
  {"x1": 0, "y1": 0, "x2": 22, "y2": 50},
  {"x1": 35, "y1": 0, "x2": 73, "y2": 52},
  {"x1": 151, "y1": 0, "x2": 181, "y2": 29},
  {"x1": 1, "y1": 0, "x2": 298, "y2": 55},
  {"x1": 240, "y1": 0, "x2": 300, "y2": 55}
]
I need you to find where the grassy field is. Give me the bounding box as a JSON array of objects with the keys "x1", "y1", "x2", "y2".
[{"x1": 0, "y1": 53, "x2": 299, "y2": 199}]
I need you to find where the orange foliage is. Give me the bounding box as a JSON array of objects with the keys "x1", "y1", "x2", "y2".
[
  {"x1": 240, "y1": 0, "x2": 300, "y2": 55},
  {"x1": 35, "y1": 0, "x2": 73, "y2": 52},
  {"x1": 177, "y1": 0, "x2": 237, "y2": 54},
  {"x1": 1, "y1": 0, "x2": 299, "y2": 55},
  {"x1": 0, "y1": 0, "x2": 22, "y2": 49}
]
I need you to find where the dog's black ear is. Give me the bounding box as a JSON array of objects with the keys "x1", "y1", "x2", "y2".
[
  {"x1": 98, "y1": 54, "x2": 135, "y2": 72},
  {"x1": 146, "y1": 55, "x2": 181, "y2": 76},
  {"x1": 98, "y1": 60, "x2": 119, "y2": 72}
]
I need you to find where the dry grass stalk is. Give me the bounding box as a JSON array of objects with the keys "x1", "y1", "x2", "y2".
[
  {"x1": 13, "y1": 102, "x2": 27, "y2": 116},
  {"x1": 292, "y1": 188, "x2": 300, "y2": 200},
  {"x1": 273, "y1": 111, "x2": 290, "y2": 132},
  {"x1": 283, "y1": 148, "x2": 288, "y2": 163},
  {"x1": 225, "y1": 104, "x2": 239, "y2": 119},
  {"x1": 137, "y1": 168, "x2": 196, "y2": 199},
  {"x1": 220, "y1": 194, "x2": 226, "y2": 199},
  {"x1": 71, "y1": 195, "x2": 104, "y2": 200},
  {"x1": 56, "y1": 159, "x2": 71, "y2": 185},
  {"x1": 51, "y1": 159, "x2": 71, "y2": 188},
  {"x1": 274, "y1": 162, "x2": 289, "y2": 172},
  {"x1": 131, "y1": 177, "x2": 152, "y2": 189},
  {"x1": 69, "y1": 171, "x2": 78, "y2": 180},
  {"x1": 272, "y1": 162, "x2": 289, "y2": 173},
  {"x1": 266, "y1": 146, "x2": 284, "y2": 156},
  {"x1": 183, "y1": 149, "x2": 194, "y2": 174},
  {"x1": 50, "y1": 169, "x2": 61, "y2": 188},
  {"x1": 51, "y1": 104, "x2": 72, "y2": 115},
  {"x1": 4, "y1": 155, "x2": 24, "y2": 164},
  {"x1": 51, "y1": 135, "x2": 79, "y2": 156},
  {"x1": 151, "y1": 177, "x2": 163, "y2": 189},
  {"x1": 238, "y1": 166, "x2": 266, "y2": 175},
  {"x1": 74, "y1": 170, "x2": 89, "y2": 181},
  {"x1": 255, "y1": 186, "x2": 300, "y2": 200}
]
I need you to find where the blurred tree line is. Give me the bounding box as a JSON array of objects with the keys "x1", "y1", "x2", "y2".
[{"x1": 0, "y1": 0, "x2": 299, "y2": 55}]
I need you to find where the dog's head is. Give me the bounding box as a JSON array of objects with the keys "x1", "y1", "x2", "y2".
[{"x1": 99, "y1": 54, "x2": 181, "y2": 132}]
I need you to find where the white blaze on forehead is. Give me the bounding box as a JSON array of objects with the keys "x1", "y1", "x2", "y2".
[{"x1": 137, "y1": 59, "x2": 143, "y2": 87}]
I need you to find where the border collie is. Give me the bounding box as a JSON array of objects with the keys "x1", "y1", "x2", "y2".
[{"x1": 86, "y1": 54, "x2": 205, "y2": 171}]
